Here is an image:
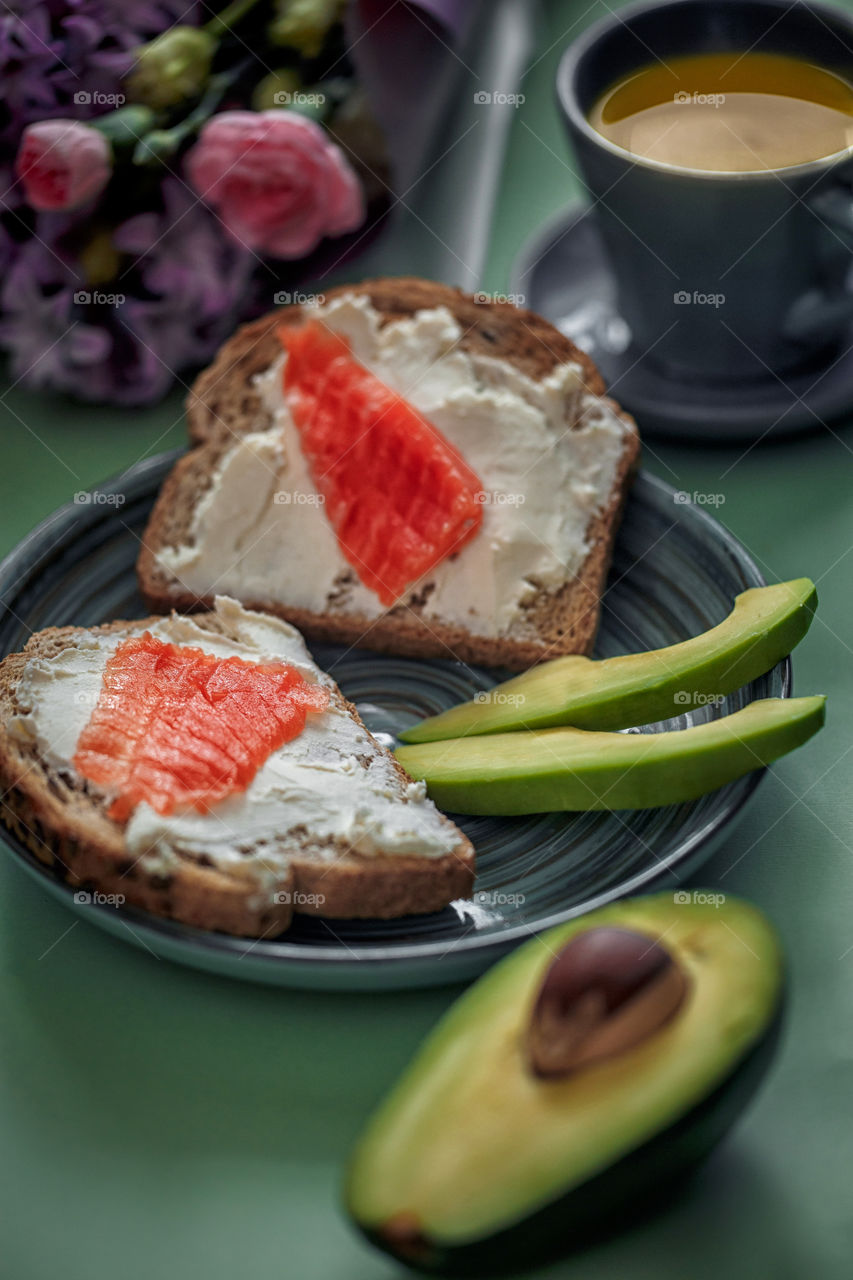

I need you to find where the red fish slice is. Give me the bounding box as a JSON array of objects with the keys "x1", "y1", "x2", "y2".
[
  {"x1": 280, "y1": 319, "x2": 483, "y2": 606},
  {"x1": 73, "y1": 634, "x2": 329, "y2": 821}
]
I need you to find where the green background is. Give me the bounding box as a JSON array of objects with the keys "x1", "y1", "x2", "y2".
[{"x1": 1, "y1": 2, "x2": 851, "y2": 1276}]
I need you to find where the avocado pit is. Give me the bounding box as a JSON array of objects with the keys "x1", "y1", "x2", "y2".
[
  {"x1": 380, "y1": 1212, "x2": 432, "y2": 1263},
  {"x1": 527, "y1": 926, "x2": 689, "y2": 1078}
]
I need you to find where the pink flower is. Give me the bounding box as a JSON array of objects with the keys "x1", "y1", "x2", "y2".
[
  {"x1": 16, "y1": 120, "x2": 112, "y2": 212},
  {"x1": 185, "y1": 110, "x2": 365, "y2": 259}
]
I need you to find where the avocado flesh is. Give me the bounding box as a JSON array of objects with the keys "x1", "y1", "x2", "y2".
[
  {"x1": 395, "y1": 695, "x2": 824, "y2": 814},
  {"x1": 345, "y1": 895, "x2": 783, "y2": 1262},
  {"x1": 400, "y1": 578, "x2": 817, "y2": 743}
]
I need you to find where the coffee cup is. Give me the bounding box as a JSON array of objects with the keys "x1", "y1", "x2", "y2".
[{"x1": 557, "y1": 0, "x2": 853, "y2": 383}]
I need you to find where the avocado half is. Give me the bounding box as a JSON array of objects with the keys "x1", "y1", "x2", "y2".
[
  {"x1": 345, "y1": 893, "x2": 784, "y2": 1275},
  {"x1": 400, "y1": 578, "x2": 817, "y2": 744},
  {"x1": 395, "y1": 696, "x2": 825, "y2": 815}
]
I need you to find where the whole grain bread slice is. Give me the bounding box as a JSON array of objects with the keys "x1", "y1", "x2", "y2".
[
  {"x1": 138, "y1": 278, "x2": 640, "y2": 670},
  {"x1": 0, "y1": 613, "x2": 474, "y2": 938}
]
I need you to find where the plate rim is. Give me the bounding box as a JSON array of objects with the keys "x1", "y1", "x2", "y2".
[{"x1": 0, "y1": 452, "x2": 789, "y2": 977}]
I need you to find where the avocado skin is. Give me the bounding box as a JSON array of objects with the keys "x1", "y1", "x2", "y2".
[{"x1": 355, "y1": 1004, "x2": 784, "y2": 1276}]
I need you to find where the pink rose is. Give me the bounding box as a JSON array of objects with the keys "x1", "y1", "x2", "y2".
[
  {"x1": 185, "y1": 110, "x2": 365, "y2": 259},
  {"x1": 16, "y1": 120, "x2": 112, "y2": 212}
]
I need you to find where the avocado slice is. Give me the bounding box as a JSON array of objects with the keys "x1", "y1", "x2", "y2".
[
  {"x1": 345, "y1": 893, "x2": 784, "y2": 1275},
  {"x1": 395, "y1": 696, "x2": 824, "y2": 814},
  {"x1": 400, "y1": 578, "x2": 817, "y2": 743}
]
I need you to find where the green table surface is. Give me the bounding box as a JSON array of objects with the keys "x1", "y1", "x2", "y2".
[{"x1": 2, "y1": 3, "x2": 852, "y2": 1277}]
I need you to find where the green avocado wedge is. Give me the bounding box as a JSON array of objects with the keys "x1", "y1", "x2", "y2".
[
  {"x1": 345, "y1": 893, "x2": 784, "y2": 1276},
  {"x1": 394, "y1": 696, "x2": 824, "y2": 814},
  {"x1": 399, "y1": 578, "x2": 817, "y2": 743}
]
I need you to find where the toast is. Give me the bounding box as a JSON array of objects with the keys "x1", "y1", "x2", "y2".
[
  {"x1": 0, "y1": 600, "x2": 474, "y2": 938},
  {"x1": 138, "y1": 278, "x2": 640, "y2": 671}
]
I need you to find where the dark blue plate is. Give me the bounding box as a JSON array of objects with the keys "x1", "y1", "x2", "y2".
[{"x1": 0, "y1": 453, "x2": 787, "y2": 989}]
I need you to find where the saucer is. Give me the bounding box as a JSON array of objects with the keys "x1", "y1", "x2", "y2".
[{"x1": 510, "y1": 202, "x2": 853, "y2": 442}]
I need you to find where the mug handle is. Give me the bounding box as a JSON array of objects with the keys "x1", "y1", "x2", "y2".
[{"x1": 785, "y1": 182, "x2": 853, "y2": 342}]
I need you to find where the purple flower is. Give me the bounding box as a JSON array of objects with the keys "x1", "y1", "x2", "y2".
[
  {"x1": 0, "y1": 180, "x2": 256, "y2": 404},
  {"x1": 0, "y1": 10, "x2": 65, "y2": 135},
  {"x1": 0, "y1": 2, "x2": 376, "y2": 407},
  {"x1": 0, "y1": 2, "x2": 202, "y2": 154},
  {"x1": 115, "y1": 179, "x2": 255, "y2": 332},
  {"x1": 0, "y1": 237, "x2": 113, "y2": 396},
  {"x1": 112, "y1": 180, "x2": 256, "y2": 401}
]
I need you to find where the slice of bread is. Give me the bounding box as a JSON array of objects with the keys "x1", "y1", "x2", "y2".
[
  {"x1": 138, "y1": 278, "x2": 640, "y2": 670},
  {"x1": 0, "y1": 601, "x2": 474, "y2": 938}
]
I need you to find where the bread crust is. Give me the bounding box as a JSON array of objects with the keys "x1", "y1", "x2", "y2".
[
  {"x1": 137, "y1": 278, "x2": 640, "y2": 670},
  {"x1": 0, "y1": 617, "x2": 474, "y2": 939}
]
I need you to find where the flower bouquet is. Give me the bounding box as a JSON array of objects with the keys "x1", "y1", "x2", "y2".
[{"x1": 1, "y1": 0, "x2": 466, "y2": 405}]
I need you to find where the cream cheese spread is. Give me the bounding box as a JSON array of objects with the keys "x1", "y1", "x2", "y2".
[
  {"x1": 155, "y1": 293, "x2": 631, "y2": 638},
  {"x1": 8, "y1": 599, "x2": 460, "y2": 891}
]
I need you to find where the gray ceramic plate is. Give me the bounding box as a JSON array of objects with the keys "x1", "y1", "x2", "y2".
[{"x1": 0, "y1": 452, "x2": 788, "y2": 990}]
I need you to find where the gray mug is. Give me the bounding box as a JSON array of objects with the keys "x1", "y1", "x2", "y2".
[{"x1": 557, "y1": 0, "x2": 853, "y2": 383}]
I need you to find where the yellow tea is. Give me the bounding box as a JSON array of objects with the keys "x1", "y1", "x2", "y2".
[{"x1": 588, "y1": 51, "x2": 853, "y2": 171}]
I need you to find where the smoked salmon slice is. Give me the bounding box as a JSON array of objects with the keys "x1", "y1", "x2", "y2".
[
  {"x1": 73, "y1": 634, "x2": 329, "y2": 821},
  {"x1": 280, "y1": 320, "x2": 483, "y2": 606}
]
